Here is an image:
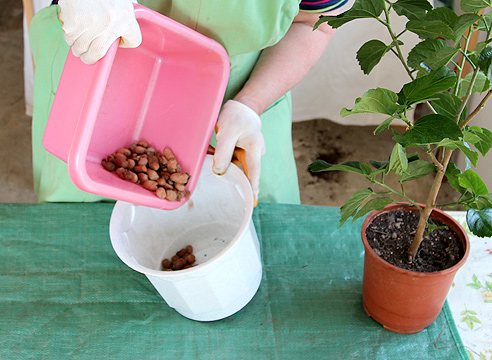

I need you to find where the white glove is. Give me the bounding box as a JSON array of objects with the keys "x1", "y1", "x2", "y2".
[
  {"x1": 58, "y1": 0, "x2": 142, "y2": 64},
  {"x1": 213, "y1": 100, "x2": 266, "y2": 205}
]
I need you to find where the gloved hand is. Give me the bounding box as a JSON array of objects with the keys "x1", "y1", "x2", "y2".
[
  {"x1": 213, "y1": 100, "x2": 266, "y2": 206},
  {"x1": 58, "y1": 0, "x2": 142, "y2": 64}
]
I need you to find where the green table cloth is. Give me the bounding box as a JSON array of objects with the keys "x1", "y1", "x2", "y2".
[{"x1": 0, "y1": 203, "x2": 468, "y2": 359}]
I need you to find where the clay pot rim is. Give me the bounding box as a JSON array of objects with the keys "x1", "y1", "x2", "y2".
[{"x1": 361, "y1": 203, "x2": 470, "y2": 277}]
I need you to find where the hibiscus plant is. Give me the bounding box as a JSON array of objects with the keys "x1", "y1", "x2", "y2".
[{"x1": 310, "y1": 0, "x2": 492, "y2": 261}]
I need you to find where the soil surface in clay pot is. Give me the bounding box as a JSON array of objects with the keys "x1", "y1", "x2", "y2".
[{"x1": 365, "y1": 210, "x2": 465, "y2": 272}]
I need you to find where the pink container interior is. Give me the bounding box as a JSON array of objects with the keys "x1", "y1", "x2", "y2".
[{"x1": 43, "y1": 4, "x2": 230, "y2": 210}]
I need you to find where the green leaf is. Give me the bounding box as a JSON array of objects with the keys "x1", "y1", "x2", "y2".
[
  {"x1": 388, "y1": 143, "x2": 408, "y2": 175},
  {"x1": 407, "y1": 39, "x2": 448, "y2": 69},
  {"x1": 467, "y1": 208, "x2": 492, "y2": 237},
  {"x1": 478, "y1": 46, "x2": 492, "y2": 83},
  {"x1": 464, "y1": 126, "x2": 492, "y2": 156},
  {"x1": 369, "y1": 159, "x2": 389, "y2": 170},
  {"x1": 461, "y1": 0, "x2": 492, "y2": 13},
  {"x1": 398, "y1": 67, "x2": 457, "y2": 106},
  {"x1": 316, "y1": 0, "x2": 385, "y2": 29},
  {"x1": 309, "y1": 160, "x2": 372, "y2": 175},
  {"x1": 341, "y1": 88, "x2": 406, "y2": 117},
  {"x1": 406, "y1": 19, "x2": 455, "y2": 40},
  {"x1": 373, "y1": 117, "x2": 395, "y2": 135},
  {"x1": 425, "y1": 6, "x2": 458, "y2": 27},
  {"x1": 392, "y1": 0, "x2": 433, "y2": 20},
  {"x1": 419, "y1": 46, "x2": 460, "y2": 72},
  {"x1": 486, "y1": 281, "x2": 492, "y2": 290},
  {"x1": 467, "y1": 283, "x2": 483, "y2": 289},
  {"x1": 340, "y1": 188, "x2": 375, "y2": 226},
  {"x1": 456, "y1": 142, "x2": 480, "y2": 167},
  {"x1": 458, "y1": 72, "x2": 490, "y2": 98},
  {"x1": 437, "y1": 139, "x2": 480, "y2": 167},
  {"x1": 407, "y1": 152, "x2": 420, "y2": 162},
  {"x1": 453, "y1": 14, "x2": 481, "y2": 43},
  {"x1": 463, "y1": 318, "x2": 475, "y2": 330},
  {"x1": 426, "y1": 221, "x2": 448, "y2": 235},
  {"x1": 469, "y1": 316, "x2": 482, "y2": 323},
  {"x1": 475, "y1": 193, "x2": 492, "y2": 209},
  {"x1": 393, "y1": 114, "x2": 462, "y2": 147},
  {"x1": 401, "y1": 160, "x2": 436, "y2": 182},
  {"x1": 431, "y1": 92, "x2": 468, "y2": 123},
  {"x1": 353, "y1": 197, "x2": 394, "y2": 222},
  {"x1": 356, "y1": 40, "x2": 391, "y2": 75},
  {"x1": 459, "y1": 169, "x2": 489, "y2": 196},
  {"x1": 477, "y1": 11, "x2": 492, "y2": 30},
  {"x1": 445, "y1": 162, "x2": 467, "y2": 193}
]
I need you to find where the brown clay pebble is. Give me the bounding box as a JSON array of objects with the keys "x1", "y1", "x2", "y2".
[
  {"x1": 175, "y1": 184, "x2": 186, "y2": 192},
  {"x1": 102, "y1": 160, "x2": 116, "y2": 172},
  {"x1": 116, "y1": 167, "x2": 127, "y2": 179},
  {"x1": 177, "y1": 249, "x2": 187, "y2": 257},
  {"x1": 161, "y1": 259, "x2": 172, "y2": 269},
  {"x1": 170, "y1": 172, "x2": 189, "y2": 184},
  {"x1": 114, "y1": 154, "x2": 128, "y2": 168},
  {"x1": 186, "y1": 245, "x2": 193, "y2": 254},
  {"x1": 134, "y1": 165, "x2": 147, "y2": 173},
  {"x1": 147, "y1": 169, "x2": 159, "y2": 181},
  {"x1": 166, "y1": 190, "x2": 177, "y2": 201},
  {"x1": 138, "y1": 173, "x2": 149, "y2": 183},
  {"x1": 142, "y1": 180, "x2": 158, "y2": 191},
  {"x1": 185, "y1": 254, "x2": 196, "y2": 265},
  {"x1": 167, "y1": 159, "x2": 178, "y2": 173},
  {"x1": 163, "y1": 147, "x2": 175, "y2": 160},
  {"x1": 156, "y1": 187, "x2": 167, "y2": 199},
  {"x1": 116, "y1": 148, "x2": 132, "y2": 156},
  {"x1": 172, "y1": 258, "x2": 186, "y2": 270},
  {"x1": 138, "y1": 157, "x2": 148, "y2": 167},
  {"x1": 125, "y1": 170, "x2": 138, "y2": 183}
]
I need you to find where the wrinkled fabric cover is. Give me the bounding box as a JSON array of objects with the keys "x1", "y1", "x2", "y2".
[{"x1": 0, "y1": 203, "x2": 467, "y2": 359}]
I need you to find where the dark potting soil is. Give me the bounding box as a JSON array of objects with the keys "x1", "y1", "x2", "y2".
[{"x1": 365, "y1": 210, "x2": 465, "y2": 273}]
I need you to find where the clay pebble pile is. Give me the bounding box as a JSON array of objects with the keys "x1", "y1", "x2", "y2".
[{"x1": 101, "y1": 140, "x2": 190, "y2": 201}]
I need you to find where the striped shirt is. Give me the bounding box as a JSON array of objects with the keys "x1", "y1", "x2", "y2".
[
  {"x1": 299, "y1": 0, "x2": 348, "y2": 12},
  {"x1": 52, "y1": 0, "x2": 348, "y2": 12}
]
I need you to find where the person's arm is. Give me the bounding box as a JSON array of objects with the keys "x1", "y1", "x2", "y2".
[
  {"x1": 233, "y1": 10, "x2": 337, "y2": 116},
  {"x1": 213, "y1": 10, "x2": 339, "y2": 203}
]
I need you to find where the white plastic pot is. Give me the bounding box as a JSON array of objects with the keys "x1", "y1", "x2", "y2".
[{"x1": 109, "y1": 155, "x2": 262, "y2": 321}]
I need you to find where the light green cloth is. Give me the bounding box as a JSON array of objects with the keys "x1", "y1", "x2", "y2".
[
  {"x1": 29, "y1": 1, "x2": 301, "y2": 204},
  {"x1": 0, "y1": 203, "x2": 468, "y2": 359}
]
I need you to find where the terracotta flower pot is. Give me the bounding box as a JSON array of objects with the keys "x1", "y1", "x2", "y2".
[{"x1": 361, "y1": 203, "x2": 470, "y2": 334}]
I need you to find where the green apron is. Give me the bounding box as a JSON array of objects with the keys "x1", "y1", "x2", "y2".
[{"x1": 29, "y1": 0, "x2": 301, "y2": 205}]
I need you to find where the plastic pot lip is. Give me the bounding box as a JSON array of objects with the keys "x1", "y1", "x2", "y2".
[
  {"x1": 110, "y1": 157, "x2": 255, "y2": 278},
  {"x1": 361, "y1": 203, "x2": 470, "y2": 277}
]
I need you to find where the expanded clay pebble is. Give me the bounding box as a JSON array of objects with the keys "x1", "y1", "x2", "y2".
[
  {"x1": 101, "y1": 140, "x2": 191, "y2": 201},
  {"x1": 161, "y1": 245, "x2": 196, "y2": 271}
]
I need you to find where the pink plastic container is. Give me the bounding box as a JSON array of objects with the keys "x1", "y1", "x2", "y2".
[{"x1": 43, "y1": 4, "x2": 230, "y2": 210}]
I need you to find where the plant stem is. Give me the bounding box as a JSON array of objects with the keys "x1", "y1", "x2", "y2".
[
  {"x1": 455, "y1": 68, "x2": 480, "y2": 124},
  {"x1": 454, "y1": 32, "x2": 473, "y2": 96},
  {"x1": 383, "y1": 3, "x2": 415, "y2": 81},
  {"x1": 407, "y1": 148, "x2": 454, "y2": 261},
  {"x1": 368, "y1": 176, "x2": 420, "y2": 209},
  {"x1": 460, "y1": 89, "x2": 492, "y2": 128}
]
